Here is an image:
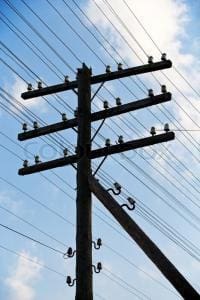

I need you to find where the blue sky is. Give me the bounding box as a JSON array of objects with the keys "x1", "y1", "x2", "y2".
[{"x1": 0, "y1": 0, "x2": 200, "y2": 299}]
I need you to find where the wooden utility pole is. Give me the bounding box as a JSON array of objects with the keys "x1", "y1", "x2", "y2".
[
  {"x1": 76, "y1": 65, "x2": 93, "y2": 300},
  {"x1": 17, "y1": 58, "x2": 199, "y2": 299}
]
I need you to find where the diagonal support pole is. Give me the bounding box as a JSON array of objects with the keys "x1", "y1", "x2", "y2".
[{"x1": 88, "y1": 176, "x2": 200, "y2": 300}]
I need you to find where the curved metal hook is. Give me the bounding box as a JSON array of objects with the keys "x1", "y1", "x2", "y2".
[
  {"x1": 121, "y1": 198, "x2": 136, "y2": 211},
  {"x1": 92, "y1": 238, "x2": 102, "y2": 250},
  {"x1": 121, "y1": 203, "x2": 135, "y2": 211},
  {"x1": 92, "y1": 263, "x2": 102, "y2": 274},
  {"x1": 66, "y1": 276, "x2": 76, "y2": 287},
  {"x1": 107, "y1": 188, "x2": 121, "y2": 195}
]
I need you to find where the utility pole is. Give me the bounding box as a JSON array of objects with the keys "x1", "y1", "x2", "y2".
[
  {"x1": 76, "y1": 65, "x2": 92, "y2": 300},
  {"x1": 17, "y1": 57, "x2": 199, "y2": 299}
]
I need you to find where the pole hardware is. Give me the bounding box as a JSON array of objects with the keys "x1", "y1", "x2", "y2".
[
  {"x1": 121, "y1": 197, "x2": 136, "y2": 211},
  {"x1": 92, "y1": 262, "x2": 102, "y2": 274}
]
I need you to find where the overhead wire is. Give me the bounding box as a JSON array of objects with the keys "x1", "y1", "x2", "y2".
[
  {"x1": 0, "y1": 1, "x2": 199, "y2": 298},
  {"x1": 1, "y1": 129, "x2": 200, "y2": 272},
  {"x1": 122, "y1": 0, "x2": 200, "y2": 112},
  {"x1": 0, "y1": 223, "x2": 65, "y2": 255},
  {"x1": 0, "y1": 133, "x2": 195, "y2": 298},
  {"x1": 1, "y1": 9, "x2": 198, "y2": 237},
  {"x1": 63, "y1": 0, "x2": 200, "y2": 184},
  {"x1": 1, "y1": 0, "x2": 198, "y2": 182},
  {"x1": 91, "y1": 0, "x2": 200, "y2": 154},
  {"x1": 0, "y1": 244, "x2": 67, "y2": 277},
  {"x1": 3, "y1": 0, "x2": 76, "y2": 74},
  {"x1": 101, "y1": 0, "x2": 200, "y2": 141},
  {"x1": 1, "y1": 9, "x2": 200, "y2": 251},
  {"x1": 49, "y1": 0, "x2": 200, "y2": 192}
]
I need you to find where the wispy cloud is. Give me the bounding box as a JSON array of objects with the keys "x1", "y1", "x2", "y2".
[
  {"x1": 5, "y1": 251, "x2": 42, "y2": 300},
  {"x1": 85, "y1": 0, "x2": 200, "y2": 172}
]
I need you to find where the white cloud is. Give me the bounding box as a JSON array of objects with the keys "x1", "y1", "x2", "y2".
[
  {"x1": 85, "y1": 0, "x2": 200, "y2": 173},
  {"x1": 4, "y1": 76, "x2": 48, "y2": 115},
  {"x1": 5, "y1": 251, "x2": 42, "y2": 300},
  {"x1": 0, "y1": 191, "x2": 22, "y2": 214}
]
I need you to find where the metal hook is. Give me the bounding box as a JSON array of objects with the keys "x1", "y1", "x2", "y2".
[
  {"x1": 66, "y1": 276, "x2": 76, "y2": 287},
  {"x1": 92, "y1": 262, "x2": 102, "y2": 274},
  {"x1": 121, "y1": 197, "x2": 136, "y2": 211},
  {"x1": 92, "y1": 238, "x2": 102, "y2": 250},
  {"x1": 107, "y1": 182, "x2": 121, "y2": 195}
]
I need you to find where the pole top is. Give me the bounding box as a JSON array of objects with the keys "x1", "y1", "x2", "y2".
[{"x1": 77, "y1": 63, "x2": 92, "y2": 76}]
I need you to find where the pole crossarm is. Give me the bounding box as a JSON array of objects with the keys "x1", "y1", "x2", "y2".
[
  {"x1": 21, "y1": 60, "x2": 172, "y2": 99},
  {"x1": 19, "y1": 154, "x2": 78, "y2": 175},
  {"x1": 18, "y1": 132, "x2": 175, "y2": 175},
  {"x1": 88, "y1": 176, "x2": 200, "y2": 300},
  {"x1": 18, "y1": 59, "x2": 177, "y2": 300},
  {"x1": 18, "y1": 92, "x2": 171, "y2": 141},
  {"x1": 90, "y1": 132, "x2": 174, "y2": 158}
]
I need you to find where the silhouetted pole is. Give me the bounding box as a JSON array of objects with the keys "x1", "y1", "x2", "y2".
[{"x1": 76, "y1": 64, "x2": 93, "y2": 300}]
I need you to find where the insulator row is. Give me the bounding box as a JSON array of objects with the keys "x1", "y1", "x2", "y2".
[{"x1": 26, "y1": 54, "x2": 168, "y2": 91}]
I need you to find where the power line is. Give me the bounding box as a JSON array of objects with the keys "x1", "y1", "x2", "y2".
[
  {"x1": 122, "y1": 0, "x2": 200, "y2": 112},
  {"x1": 102, "y1": 0, "x2": 200, "y2": 145},
  {"x1": 1, "y1": 1, "x2": 198, "y2": 298},
  {"x1": 0, "y1": 134, "x2": 197, "y2": 298},
  {"x1": 0, "y1": 223, "x2": 65, "y2": 255},
  {"x1": 1, "y1": 19, "x2": 200, "y2": 240},
  {"x1": 3, "y1": 0, "x2": 76, "y2": 74},
  {"x1": 0, "y1": 243, "x2": 66, "y2": 277},
  {"x1": 3, "y1": 0, "x2": 198, "y2": 199},
  {"x1": 92, "y1": 0, "x2": 200, "y2": 152},
  {"x1": 1, "y1": 0, "x2": 198, "y2": 190},
  {"x1": 2, "y1": 93, "x2": 199, "y2": 265}
]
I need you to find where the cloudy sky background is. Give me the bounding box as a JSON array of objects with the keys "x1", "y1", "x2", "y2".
[{"x1": 0, "y1": 0, "x2": 200, "y2": 299}]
